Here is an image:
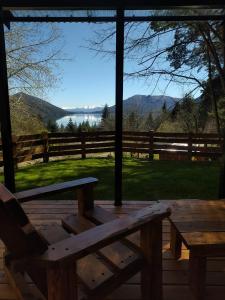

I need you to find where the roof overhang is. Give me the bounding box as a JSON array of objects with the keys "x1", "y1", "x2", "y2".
[{"x1": 1, "y1": 0, "x2": 225, "y2": 10}]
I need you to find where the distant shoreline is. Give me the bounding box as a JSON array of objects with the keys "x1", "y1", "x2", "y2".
[{"x1": 65, "y1": 111, "x2": 102, "y2": 115}]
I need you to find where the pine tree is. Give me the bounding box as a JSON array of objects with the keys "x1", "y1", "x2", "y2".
[
  {"x1": 162, "y1": 101, "x2": 167, "y2": 114},
  {"x1": 144, "y1": 112, "x2": 154, "y2": 131},
  {"x1": 47, "y1": 119, "x2": 59, "y2": 132},
  {"x1": 65, "y1": 118, "x2": 75, "y2": 133},
  {"x1": 101, "y1": 104, "x2": 109, "y2": 121},
  {"x1": 171, "y1": 102, "x2": 180, "y2": 121},
  {"x1": 59, "y1": 124, "x2": 65, "y2": 132}
]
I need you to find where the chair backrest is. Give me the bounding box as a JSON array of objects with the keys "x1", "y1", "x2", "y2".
[{"x1": 0, "y1": 184, "x2": 48, "y2": 258}]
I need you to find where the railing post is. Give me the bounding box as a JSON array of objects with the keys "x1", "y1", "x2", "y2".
[
  {"x1": 188, "y1": 133, "x2": 192, "y2": 161},
  {"x1": 81, "y1": 132, "x2": 86, "y2": 159},
  {"x1": 42, "y1": 132, "x2": 49, "y2": 163},
  {"x1": 12, "y1": 135, "x2": 18, "y2": 170},
  {"x1": 149, "y1": 130, "x2": 154, "y2": 161}
]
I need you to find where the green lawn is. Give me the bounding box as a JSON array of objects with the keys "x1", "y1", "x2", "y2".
[{"x1": 0, "y1": 158, "x2": 221, "y2": 200}]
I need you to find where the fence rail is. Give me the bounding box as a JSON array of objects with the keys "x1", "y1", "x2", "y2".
[{"x1": 0, "y1": 131, "x2": 224, "y2": 166}]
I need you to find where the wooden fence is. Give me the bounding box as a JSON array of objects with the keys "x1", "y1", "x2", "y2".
[{"x1": 0, "y1": 131, "x2": 224, "y2": 166}]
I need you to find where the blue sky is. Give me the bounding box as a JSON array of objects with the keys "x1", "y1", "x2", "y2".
[{"x1": 44, "y1": 23, "x2": 201, "y2": 108}]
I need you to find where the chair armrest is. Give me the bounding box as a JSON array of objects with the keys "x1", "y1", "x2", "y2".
[
  {"x1": 39, "y1": 203, "x2": 170, "y2": 265},
  {"x1": 14, "y1": 177, "x2": 98, "y2": 202}
]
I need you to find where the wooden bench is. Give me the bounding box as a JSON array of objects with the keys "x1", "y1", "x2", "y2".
[
  {"x1": 0, "y1": 177, "x2": 170, "y2": 300},
  {"x1": 169, "y1": 200, "x2": 225, "y2": 300}
]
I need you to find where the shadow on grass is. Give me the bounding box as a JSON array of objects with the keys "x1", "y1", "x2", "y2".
[{"x1": 0, "y1": 158, "x2": 220, "y2": 201}]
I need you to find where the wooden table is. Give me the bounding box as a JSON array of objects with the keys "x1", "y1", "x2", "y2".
[{"x1": 169, "y1": 200, "x2": 225, "y2": 300}]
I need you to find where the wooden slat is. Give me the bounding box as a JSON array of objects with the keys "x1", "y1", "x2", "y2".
[
  {"x1": 40, "y1": 203, "x2": 170, "y2": 263},
  {"x1": 63, "y1": 214, "x2": 140, "y2": 270},
  {"x1": 15, "y1": 177, "x2": 98, "y2": 202}
]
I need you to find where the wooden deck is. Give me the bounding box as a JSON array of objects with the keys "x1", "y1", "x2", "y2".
[{"x1": 0, "y1": 199, "x2": 225, "y2": 300}]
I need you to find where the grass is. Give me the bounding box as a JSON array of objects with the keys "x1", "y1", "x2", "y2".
[{"x1": 0, "y1": 158, "x2": 221, "y2": 200}]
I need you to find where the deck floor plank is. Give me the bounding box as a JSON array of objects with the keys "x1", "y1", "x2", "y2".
[{"x1": 0, "y1": 200, "x2": 224, "y2": 299}]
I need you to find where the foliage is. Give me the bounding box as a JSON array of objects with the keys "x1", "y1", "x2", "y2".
[
  {"x1": 88, "y1": 14, "x2": 225, "y2": 133},
  {"x1": 47, "y1": 119, "x2": 59, "y2": 133},
  {"x1": 5, "y1": 23, "x2": 65, "y2": 96},
  {"x1": 171, "y1": 94, "x2": 201, "y2": 133},
  {"x1": 101, "y1": 104, "x2": 110, "y2": 121},
  {"x1": 9, "y1": 94, "x2": 46, "y2": 135},
  {"x1": 65, "y1": 118, "x2": 77, "y2": 133}
]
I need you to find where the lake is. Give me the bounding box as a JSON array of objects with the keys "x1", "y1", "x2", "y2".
[{"x1": 56, "y1": 114, "x2": 102, "y2": 127}]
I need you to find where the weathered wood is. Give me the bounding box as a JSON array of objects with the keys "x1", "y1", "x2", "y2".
[
  {"x1": 1, "y1": 199, "x2": 225, "y2": 300},
  {"x1": 4, "y1": 259, "x2": 45, "y2": 300},
  {"x1": 47, "y1": 261, "x2": 78, "y2": 300},
  {"x1": 63, "y1": 214, "x2": 140, "y2": 270},
  {"x1": 42, "y1": 132, "x2": 49, "y2": 163},
  {"x1": 39, "y1": 203, "x2": 170, "y2": 264},
  {"x1": 1, "y1": 131, "x2": 224, "y2": 166},
  {"x1": 0, "y1": 184, "x2": 48, "y2": 258},
  {"x1": 81, "y1": 133, "x2": 86, "y2": 159},
  {"x1": 141, "y1": 220, "x2": 163, "y2": 300},
  {"x1": 77, "y1": 185, "x2": 95, "y2": 216},
  {"x1": 15, "y1": 177, "x2": 98, "y2": 202},
  {"x1": 170, "y1": 225, "x2": 182, "y2": 260},
  {"x1": 170, "y1": 200, "x2": 225, "y2": 300},
  {"x1": 189, "y1": 252, "x2": 206, "y2": 300}
]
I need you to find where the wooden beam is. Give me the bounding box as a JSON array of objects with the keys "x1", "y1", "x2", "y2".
[
  {"x1": 0, "y1": 8, "x2": 15, "y2": 192},
  {"x1": 1, "y1": 0, "x2": 225, "y2": 10},
  {"x1": 3, "y1": 14, "x2": 225, "y2": 23},
  {"x1": 114, "y1": 9, "x2": 124, "y2": 206}
]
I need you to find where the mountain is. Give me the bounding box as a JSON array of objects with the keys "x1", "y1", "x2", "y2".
[
  {"x1": 66, "y1": 107, "x2": 103, "y2": 114},
  {"x1": 9, "y1": 92, "x2": 71, "y2": 135},
  {"x1": 12, "y1": 92, "x2": 69, "y2": 123},
  {"x1": 109, "y1": 95, "x2": 180, "y2": 115}
]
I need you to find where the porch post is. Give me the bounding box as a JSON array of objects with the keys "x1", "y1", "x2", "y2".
[
  {"x1": 0, "y1": 9, "x2": 15, "y2": 192},
  {"x1": 114, "y1": 9, "x2": 124, "y2": 206}
]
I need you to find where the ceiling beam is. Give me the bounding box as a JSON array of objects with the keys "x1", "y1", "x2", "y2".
[
  {"x1": 1, "y1": 0, "x2": 225, "y2": 10},
  {"x1": 4, "y1": 15, "x2": 225, "y2": 23}
]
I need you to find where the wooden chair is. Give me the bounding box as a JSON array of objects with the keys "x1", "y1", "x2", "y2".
[{"x1": 0, "y1": 177, "x2": 170, "y2": 300}]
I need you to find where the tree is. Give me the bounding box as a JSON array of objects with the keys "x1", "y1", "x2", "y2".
[
  {"x1": 144, "y1": 112, "x2": 154, "y2": 131},
  {"x1": 170, "y1": 101, "x2": 181, "y2": 121},
  {"x1": 162, "y1": 101, "x2": 167, "y2": 114},
  {"x1": 88, "y1": 16, "x2": 225, "y2": 133},
  {"x1": 101, "y1": 104, "x2": 110, "y2": 121},
  {"x1": 59, "y1": 123, "x2": 65, "y2": 132},
  {"x1": 125, "y1": 111, "x2": 140, "y2": 131},
  {"x1": 65, "y1": 118, "x2": 76, "y2": 133},
  {"x1": 176, "y1": 94, "x2": 201, "y2": 133},
  {"x1": 5, "y1": 23, "x2": 65, "y2": 96},
  {"x1": 47, "y1": 119, "x2": 59, "y2": 133}
]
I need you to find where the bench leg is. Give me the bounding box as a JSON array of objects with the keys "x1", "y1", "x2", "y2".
[
  {"x1": 47, "y1": 262, "x2": 78, "y2": 300},
  {"x1": 170, "y1": 224, "x2": 182, "y2": 260},
  {"x1": 189, "y1": 252, "x2": 206, "y2": 300},
  {"x1": 140, "y1": 220, "x2": 163, "y2": 300}
]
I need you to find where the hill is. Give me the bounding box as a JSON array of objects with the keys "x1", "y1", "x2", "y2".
[
  {"x1": 109, "y1": 94, "x2": 180, "y2": 115},
  {"x1": 10, "y1": 94, "x2": 46, "y2": 135},
  {"x1": 13, "y1": 92, "x2": 68, "y2": 123},
  {"x1": 10, "y1": 92, "x2": 69, "y2": 135}
]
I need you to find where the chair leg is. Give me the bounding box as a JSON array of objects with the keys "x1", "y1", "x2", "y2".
[
  {"x1": 170, "y1": 224, "x2": 182, "y2": 260},
  {"x1": 189, "y1": 252, "x2": 206, "y2": 300},
  {"x1": 47, "y1": 261, "x2": 78, "y2": 300},
  {"x1": 140, "y1": 220, "x2": 163, "y2": 300}
]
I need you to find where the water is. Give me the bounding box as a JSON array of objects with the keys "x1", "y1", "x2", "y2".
[{"x1": 56, "y1": 114, "x2": 102, "y2": 127}]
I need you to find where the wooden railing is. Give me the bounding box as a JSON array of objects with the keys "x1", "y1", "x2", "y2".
[{"x1": 0, "y1": 131, "x2": 224, "y2": 166}]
